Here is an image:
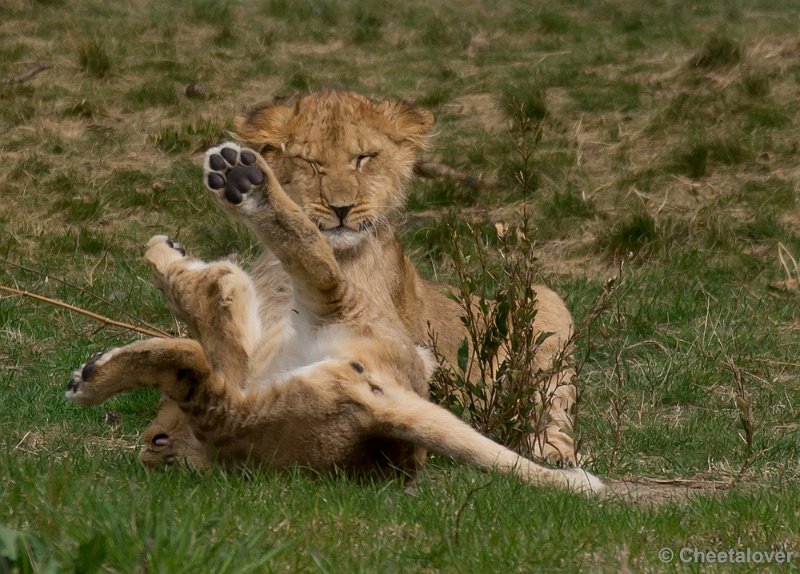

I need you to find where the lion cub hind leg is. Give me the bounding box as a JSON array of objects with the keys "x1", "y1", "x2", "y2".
[
  {"x1": 526, "y1": 367, "x2": 579, "y2": 466},
  {"x1": 366, "y1": 385, "x2": 604, "y2": 494},
  {"x1": 66, "y1": 339, "x2": 244, "y2": 462},
  {"x1": 66, "y1": 338, "x2": 217, "y2": 407},
  {"x1": 145, "y1": 235, "x2": 262, "y2": 385}
]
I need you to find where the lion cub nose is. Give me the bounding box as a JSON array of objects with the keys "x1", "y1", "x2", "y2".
[{"x1": 330, "y1": 204, "x2": 354, "y2": 224}]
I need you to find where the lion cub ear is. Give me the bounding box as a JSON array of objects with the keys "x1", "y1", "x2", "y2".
[
  {"x1": 377, "y1": 101, "x2": 434, "y2": 149},
  {"x1": 234, "y1": 105, "x2": 295, "y2": 150}
]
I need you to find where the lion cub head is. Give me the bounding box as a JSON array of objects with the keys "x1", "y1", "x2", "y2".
[{"x1": 235, "y1": 90, "x2": 433, "y2": 253}]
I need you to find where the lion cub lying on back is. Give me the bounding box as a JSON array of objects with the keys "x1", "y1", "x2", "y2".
[{"x1": 66, "y1": 142, "x2": 601, "y2": 492}]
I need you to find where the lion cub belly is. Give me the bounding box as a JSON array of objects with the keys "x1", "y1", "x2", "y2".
[{"x1": 248, "y1": 310, "x2": 353, "y2": 389}]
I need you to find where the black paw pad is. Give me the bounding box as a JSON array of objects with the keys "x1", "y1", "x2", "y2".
[
  {"x1": 205, "y1": 144, "x2": 266, "y2": 204},
  {"x1": 220, "y1": 147, "x2": 238, "y2": 165},
  {"x1": 224, "y1": 166, "x2": 265, "y2": 204},
  {"x1": 67, "y1": 351, "x2": 104, "y2": 392},
  {"x1": 229, "y1": 165, "x2": 265, "y2": 190},
  {"x1": 207, "y1": 172, "x2": 225, "y2": 191},
  {"x1": 209, "y1": 154, "x2": 227, "y2": 171},
  {"x1": 67, "y1": 376, "x2": 80, "y2": 392},
  {"x1": 81, "y1": 351, "x2": 104, "y2": 381},
  {"x1": 165, "y1": 239, "x2": 186, "y2": 256}
]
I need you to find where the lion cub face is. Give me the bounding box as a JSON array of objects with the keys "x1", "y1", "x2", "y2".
[{"x1": 235, "y1": 90, "x2": 433, "y2": 252}]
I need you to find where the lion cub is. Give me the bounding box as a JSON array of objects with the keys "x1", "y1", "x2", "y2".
[{"x1": 66, "y1": 142, "x2": 602, "y2": 493}]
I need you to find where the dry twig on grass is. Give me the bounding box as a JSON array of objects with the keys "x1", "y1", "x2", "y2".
[
  {"x1": 413, "y1": 160, "x2": 495, "y2": 190},
  {"x1": 1, "y1": 63, "x2": 51, "y2": 85},
  {"x1": 726, "y1": 355, "x2": 756, "y2": 482},
  {"x1": 0, "y1": 284, "x2": 169, "y2": 338},
  {"x1": 769, "y1": 242, "x2": 800, "y2": 292},
  {"x1": 1, "y1": 257, "x2": 170, "y2": 337}
]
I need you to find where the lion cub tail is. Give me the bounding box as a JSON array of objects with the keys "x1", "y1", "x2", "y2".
[{"x1": 372, "y1": 387, "x2": 604, "y2": 494}]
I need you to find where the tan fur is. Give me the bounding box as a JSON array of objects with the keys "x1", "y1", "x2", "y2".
[
  {"x1": 141, "y1": 90, "x2": 577, "y2": 467},
  {"x1": 65, "y1": 143, "x2": 602, "y2": 493}
]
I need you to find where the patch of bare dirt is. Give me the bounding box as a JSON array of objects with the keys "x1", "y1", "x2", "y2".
[
  {"x1": 532, "y1": 232, "x2": 616, "y2": 281},
  {"x1": 8, "y1": 426, "x2": 140, "y2": 460},
  {"x1": 446, "y1": 93, "x2": 508, "y2": 134},
  {"x1": 402, "y1": 202, "x2": 616, "y2": 280},
  {"x1": 284, "y1": 40, "x2": 346, "y2": 56},
  {"x1": 604, "y1": 477, "x2": 730, "y2": 507}
]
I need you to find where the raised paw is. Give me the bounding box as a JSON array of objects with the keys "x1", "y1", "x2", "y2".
[
  {"x1": 204, "y1": 142, "x2": 265, "y2": 205},
  {"x1": 66, "y1": 349, "x2": 118, "y2": 406},
  {"x1": 165, "y1": 238, "x2": 186, "y2": 257},
  {"x1": 146, "y1": 235, "x2": 190, "y2": 272}
]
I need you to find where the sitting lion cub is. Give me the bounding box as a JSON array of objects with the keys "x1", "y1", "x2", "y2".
[{"x1": 66, "y1": 142, "x2": 601, "y2": 493}]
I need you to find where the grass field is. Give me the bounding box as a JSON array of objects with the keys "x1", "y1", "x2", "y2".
[{"x1": 1, "y1": 0, "x2": 799, "y2": 571}]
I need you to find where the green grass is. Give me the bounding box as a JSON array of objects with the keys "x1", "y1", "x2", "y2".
[
  {"x1": 1, "y1": 0, "x2": 799, "y2": 571},
  {"x1": 690, "y1": 33, "x2": 743, "y2": 69},
  {"x1": 7, "y1": 451, "x2": 798, "y2": 573},
  {"x1": 76, "y1": 37, "x2": 112, "y2": 79},
  {"x1": 150, "y1": 119, "x2": 228, "y2": 154}
]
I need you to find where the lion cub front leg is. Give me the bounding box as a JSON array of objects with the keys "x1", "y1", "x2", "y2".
[{"x1": 203, "y1": 142, "x2": 351, "y2": 320}]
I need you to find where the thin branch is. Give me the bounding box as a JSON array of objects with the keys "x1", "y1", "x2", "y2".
[
  {"x1": 1, "y1": 63, "x2": 51, "y2": 85},
  {"x1": 0, "y1": 284, "x2": 168, "y2": 338},
  {"x1": 0, "y1": 256, "x2": 170, "y2": 336},
  {"x1": 413, "y1": 160, "x2": 495, "y2": 190}
]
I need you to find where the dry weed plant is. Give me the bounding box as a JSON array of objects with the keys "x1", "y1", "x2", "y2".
[
  {"x1": 428, "y1": 210, "x2": 552, "y2": 460},
  {"x1": 427, "y1": 214, "x2": 626, "y2": 464},
  {"x1": 589, "y1": 261, "x2": 630, "y2": 474},
  {"x1": 508, "y1": 96, "x2": 544, "y2": 198},
  {"x1": 726, "y1": 356, "x2": 755, "y2": 481},
  {"x1": 428, "y1": 101, "x2": 627, "y2": 463}
]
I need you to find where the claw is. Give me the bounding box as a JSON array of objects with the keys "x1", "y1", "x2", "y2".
[{"x1": 152, "y1": 433, "x2": 171, "y2": 447}]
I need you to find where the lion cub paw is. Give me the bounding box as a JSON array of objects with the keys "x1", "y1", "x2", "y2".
[
  {"x1": 203, "y1": 142, "x2": 265, "y2": 205},
  {"x1": 139, "y1": 432, "x2": 179, "y2": 467},
  {"x1": 65, "y1": 349, "x2": 118, "y2": 406},
  {"x1": 140, "y1": 424, "x2": 209, "y2": 470}
]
